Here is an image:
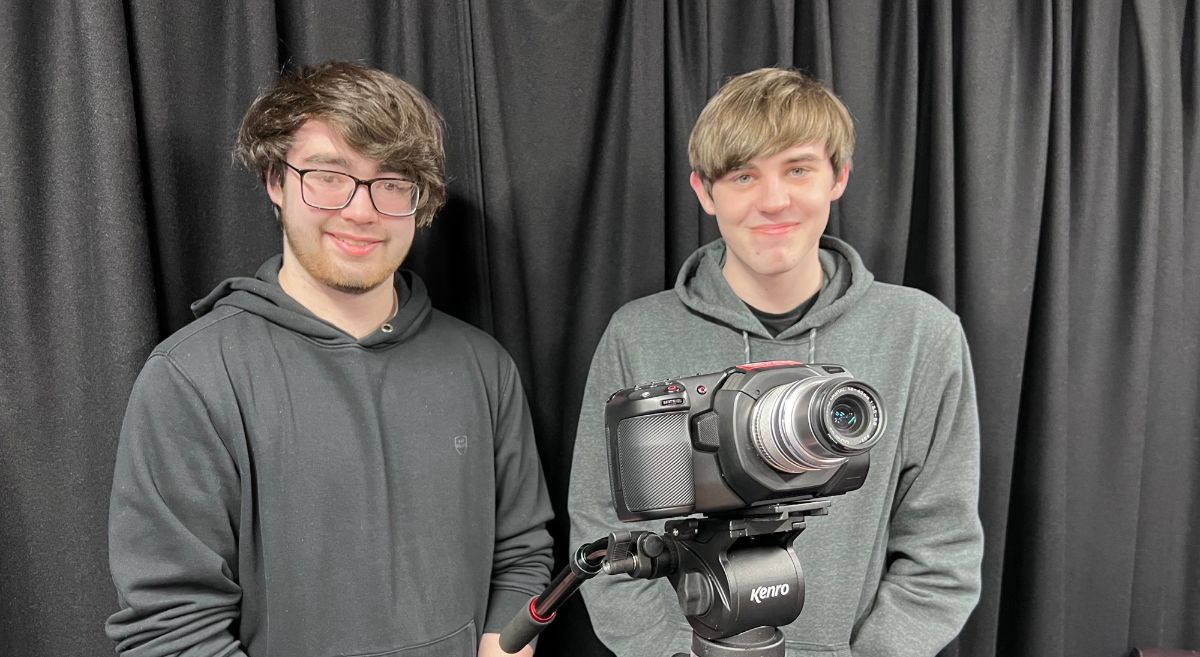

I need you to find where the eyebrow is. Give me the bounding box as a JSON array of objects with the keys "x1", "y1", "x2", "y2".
[
  {"x1": 300, "y1": 154, "x2": 406, "y2": 177},
  {"x1": 728, "y1": 152, "x2": 824, "y2": 173},
  {"x1": 302, "y1": 154, "x2": 349, "y2": 167},
  {"x1": 782, "y1": 153, "x2": 823, "y2": 164}
]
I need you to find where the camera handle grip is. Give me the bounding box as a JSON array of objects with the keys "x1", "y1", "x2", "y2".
[
  {"x1": 497, "y1": 539, "x2": 609, "y2": 654},
  {"x1": 498, "y1": 596, "x2": 554, "y2": 654}
]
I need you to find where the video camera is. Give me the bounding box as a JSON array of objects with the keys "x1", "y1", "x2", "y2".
[{"x1": 606, "y1": 361, "x2": 885, "y2": 521}]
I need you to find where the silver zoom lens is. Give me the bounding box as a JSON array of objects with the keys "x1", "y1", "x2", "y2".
[{"x1": 750, "y1": 377, "x2": 885, "y2": 474}]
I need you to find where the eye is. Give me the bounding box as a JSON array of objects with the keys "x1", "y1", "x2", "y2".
[
  {"x1": 378, "y1": 180, "x2": 412, "y2": 193},
  {"x1": 313, "y1": 172, "x2": 344, "y2": 185},
  {"x1": 788, "y1": 167, "x2": 810, "y2": 177},
  {"x1": 732, "y1": 173, "x2": 754, "y2": 185}
]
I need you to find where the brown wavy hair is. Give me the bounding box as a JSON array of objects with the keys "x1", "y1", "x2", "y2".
[
  {"x1": 234, "y1": 61, "x2": 447, "y2": 227},
  {"x1": 688, "y1": 68, "x2": 855, "y2": 190}
]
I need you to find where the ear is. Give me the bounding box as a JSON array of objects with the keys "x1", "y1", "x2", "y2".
[
  {"x1": 830, "y1": 162, "x2": 851, "y2": 201},
  {"x1": 265, "y1": 169, "x2": 284, "y2": 208},
  {"x1": 689, "y1": 171, "x2": 717, "y2": 216}
]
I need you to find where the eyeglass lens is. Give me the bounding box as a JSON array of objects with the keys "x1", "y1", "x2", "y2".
[{"x1": 300, "y1": 171, "x2": 419, "y2": 216}]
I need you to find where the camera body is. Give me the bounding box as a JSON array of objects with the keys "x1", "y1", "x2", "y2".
[{"x1": 606, "y1": 361, "x2": 886, "y2": 522}]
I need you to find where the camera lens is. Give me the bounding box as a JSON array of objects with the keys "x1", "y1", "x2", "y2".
[
  {"x1": 750, "y1": 377, "x2": 884, "y2": 474},
  {"x1": 829, "y1": 396, "x2": 867, "y2": 438},
  {"x1": 830, "y1": 402, "x2": 859, "y2": 431},
  {"x1": 819, "y1": 385, "x2": 882, "y2": 451}
]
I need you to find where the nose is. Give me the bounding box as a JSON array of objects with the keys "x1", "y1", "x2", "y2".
[
  {"x1": 756, "y1": 176, "x2": 790, "y2": 214},
  {"x1": 339, "y1": 183, "x2": 379, "y2": 223}
]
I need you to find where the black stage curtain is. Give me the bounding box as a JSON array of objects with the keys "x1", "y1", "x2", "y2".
[{"x1": 1, "y1": 2, "x2": 1197, "y2": 656}]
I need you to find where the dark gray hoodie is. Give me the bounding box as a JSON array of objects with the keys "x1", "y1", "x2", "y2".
[
  {"x1": 107, "y1": 256, "x2": 554, "y2": 657},
  {"x1": 568, "y1": 236, "x2": 982, "y2": 657}
]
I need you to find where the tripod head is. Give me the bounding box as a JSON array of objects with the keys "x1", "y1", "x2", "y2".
[
  {"x1": 609, "y1": 499, "x2": 829, "y2": 656},
  {"x1": 499, "y1": 499, "x2": 832, "y2": 657}
]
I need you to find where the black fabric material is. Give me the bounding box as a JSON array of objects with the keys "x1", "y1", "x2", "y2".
[
  {"x1": 746, "y1": 294, "x2": 821, "y2": 337},
  {"x1": 1, "y1": 2, "x2": 1196, "y2": 657}
]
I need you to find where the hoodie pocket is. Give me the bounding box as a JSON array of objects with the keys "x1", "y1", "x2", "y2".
[{"x1": 343, "y1": 620, "x2": 477, "y2": 657}]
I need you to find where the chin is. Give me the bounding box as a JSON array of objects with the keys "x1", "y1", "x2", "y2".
[
  {"x1": 299, "y1": 255, "x2": 396, "y2": 295},
  {"x1": 329, "y1": 267, "x2": 397, "y2": 293},
  {"x1": 747, "y1": 255, "x2": 802, "y2": 277},
  {"x1": 323, "y1": 278, "x2": 380, "y2": 295}
]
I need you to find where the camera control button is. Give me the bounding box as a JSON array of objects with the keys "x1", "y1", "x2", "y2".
[{"x1": 665, "y1": 384, "x2": 681, "y2": 393}]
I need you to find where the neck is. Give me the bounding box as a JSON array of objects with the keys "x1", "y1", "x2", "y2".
[
  {"x1": 724, "y1": 256, "x2": 823, "y2": 314},
  {"x1": 278, "y1": 262, "x2": 397, "y2": 340}
]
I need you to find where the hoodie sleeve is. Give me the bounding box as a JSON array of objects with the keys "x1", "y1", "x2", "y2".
[
  {"x1": 482, "y1": 359, "x2": 555, "y2": 634},
  {"x1": 106, "y1": 354, "x2": 249, "y2": 657},
  {"x1": 850, "y1": 321, "x2": 984, "y2": 657},
  {"x1": 567, "y1": 322, "x2": 694, "y2": 657}
]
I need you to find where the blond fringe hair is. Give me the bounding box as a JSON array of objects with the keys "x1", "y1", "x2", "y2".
[{"x1": 688, "y1": 68, "x2": 855, "y2": 189}]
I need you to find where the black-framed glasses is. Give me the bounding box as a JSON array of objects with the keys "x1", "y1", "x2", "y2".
[{"x1": 283, "y1": 162, "x2": 421, "y2": 217}]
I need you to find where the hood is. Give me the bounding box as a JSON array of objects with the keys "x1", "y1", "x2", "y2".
[
  {"x1": 189, "y1": 255, "x2": 431, "y2": 349},
  {"x1": 673, "y1": 235, "x2": 875, "y2": 345}
]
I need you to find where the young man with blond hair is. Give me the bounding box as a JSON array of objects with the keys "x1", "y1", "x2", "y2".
[
  {"x1": 569, "y1": 68, "x2": 983, "y2": 657},
  {"x1": 107, "y1": 61, "x2": 553, "y2": 657}
]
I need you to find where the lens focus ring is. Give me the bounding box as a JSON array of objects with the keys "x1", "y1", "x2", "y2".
[
  {"x1": 751, "y1": 379, "x2": 845, "y2": 473},
  {"x1": 750, "y1": 376, "x2": 885, "y2": 474}
]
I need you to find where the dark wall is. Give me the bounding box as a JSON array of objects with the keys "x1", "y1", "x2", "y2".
[{"x1": 1, "y1": 2, "x2": 1197, "y2": 657}]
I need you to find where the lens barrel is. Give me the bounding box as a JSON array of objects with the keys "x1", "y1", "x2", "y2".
[{"x1": 750, "y1": 377, "x2": 884, "y2": 474}]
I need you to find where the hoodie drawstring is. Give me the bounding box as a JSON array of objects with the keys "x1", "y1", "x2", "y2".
[{"x1": 742, "y1": 331, "x2": 751, "y2": 363}]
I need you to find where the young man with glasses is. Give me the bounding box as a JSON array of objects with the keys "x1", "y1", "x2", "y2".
[
  {"x1": 106, "y1": 61, "x2": 552, "y2": 657},
  {"x1": 568, "y1": 68, "x2": 983, "y2": 657}
]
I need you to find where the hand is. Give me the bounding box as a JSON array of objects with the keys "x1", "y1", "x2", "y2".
[{"x1": 478, "y1": 631, "x2": 534, "y2": 657}]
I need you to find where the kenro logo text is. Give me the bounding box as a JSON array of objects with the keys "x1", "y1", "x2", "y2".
[{"x1": 749, "y1": 583, "x2": 790, "y2": 603}]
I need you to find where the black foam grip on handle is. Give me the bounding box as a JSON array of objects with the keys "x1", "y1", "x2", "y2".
[{"x1": 498, "y1": 596, "x2": 554, "y2": 654}]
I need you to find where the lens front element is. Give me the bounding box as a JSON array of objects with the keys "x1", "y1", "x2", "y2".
[
  {"x1": 830, "y1": 402, "x2": 859, "y2": 431},
  {"x1": 824, "y1": 386, "x2": 880, "y2": 447}
]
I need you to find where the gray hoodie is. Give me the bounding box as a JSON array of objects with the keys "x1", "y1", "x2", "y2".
[
  {"x1": 107, "y1": 256, "x2": 554, "y2": 657},
  {"x1": 568, "y1": 236, "x2": 982, "y2": 657}
]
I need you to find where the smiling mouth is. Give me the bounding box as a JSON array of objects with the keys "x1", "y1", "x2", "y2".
[
  {"x1": 332, "y1": 235, "x2": 379, "y2": 246},
  {"x1": 751, "y1": 224, "x2": 800, "y2": 235},
  {"x1": 327, "y1": 233, "x2": 383, "y2": 255}
]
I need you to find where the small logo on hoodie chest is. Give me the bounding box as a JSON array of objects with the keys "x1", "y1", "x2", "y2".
[{"x1": 453, "y1": 435, "x2": 469, "y2": 455}]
